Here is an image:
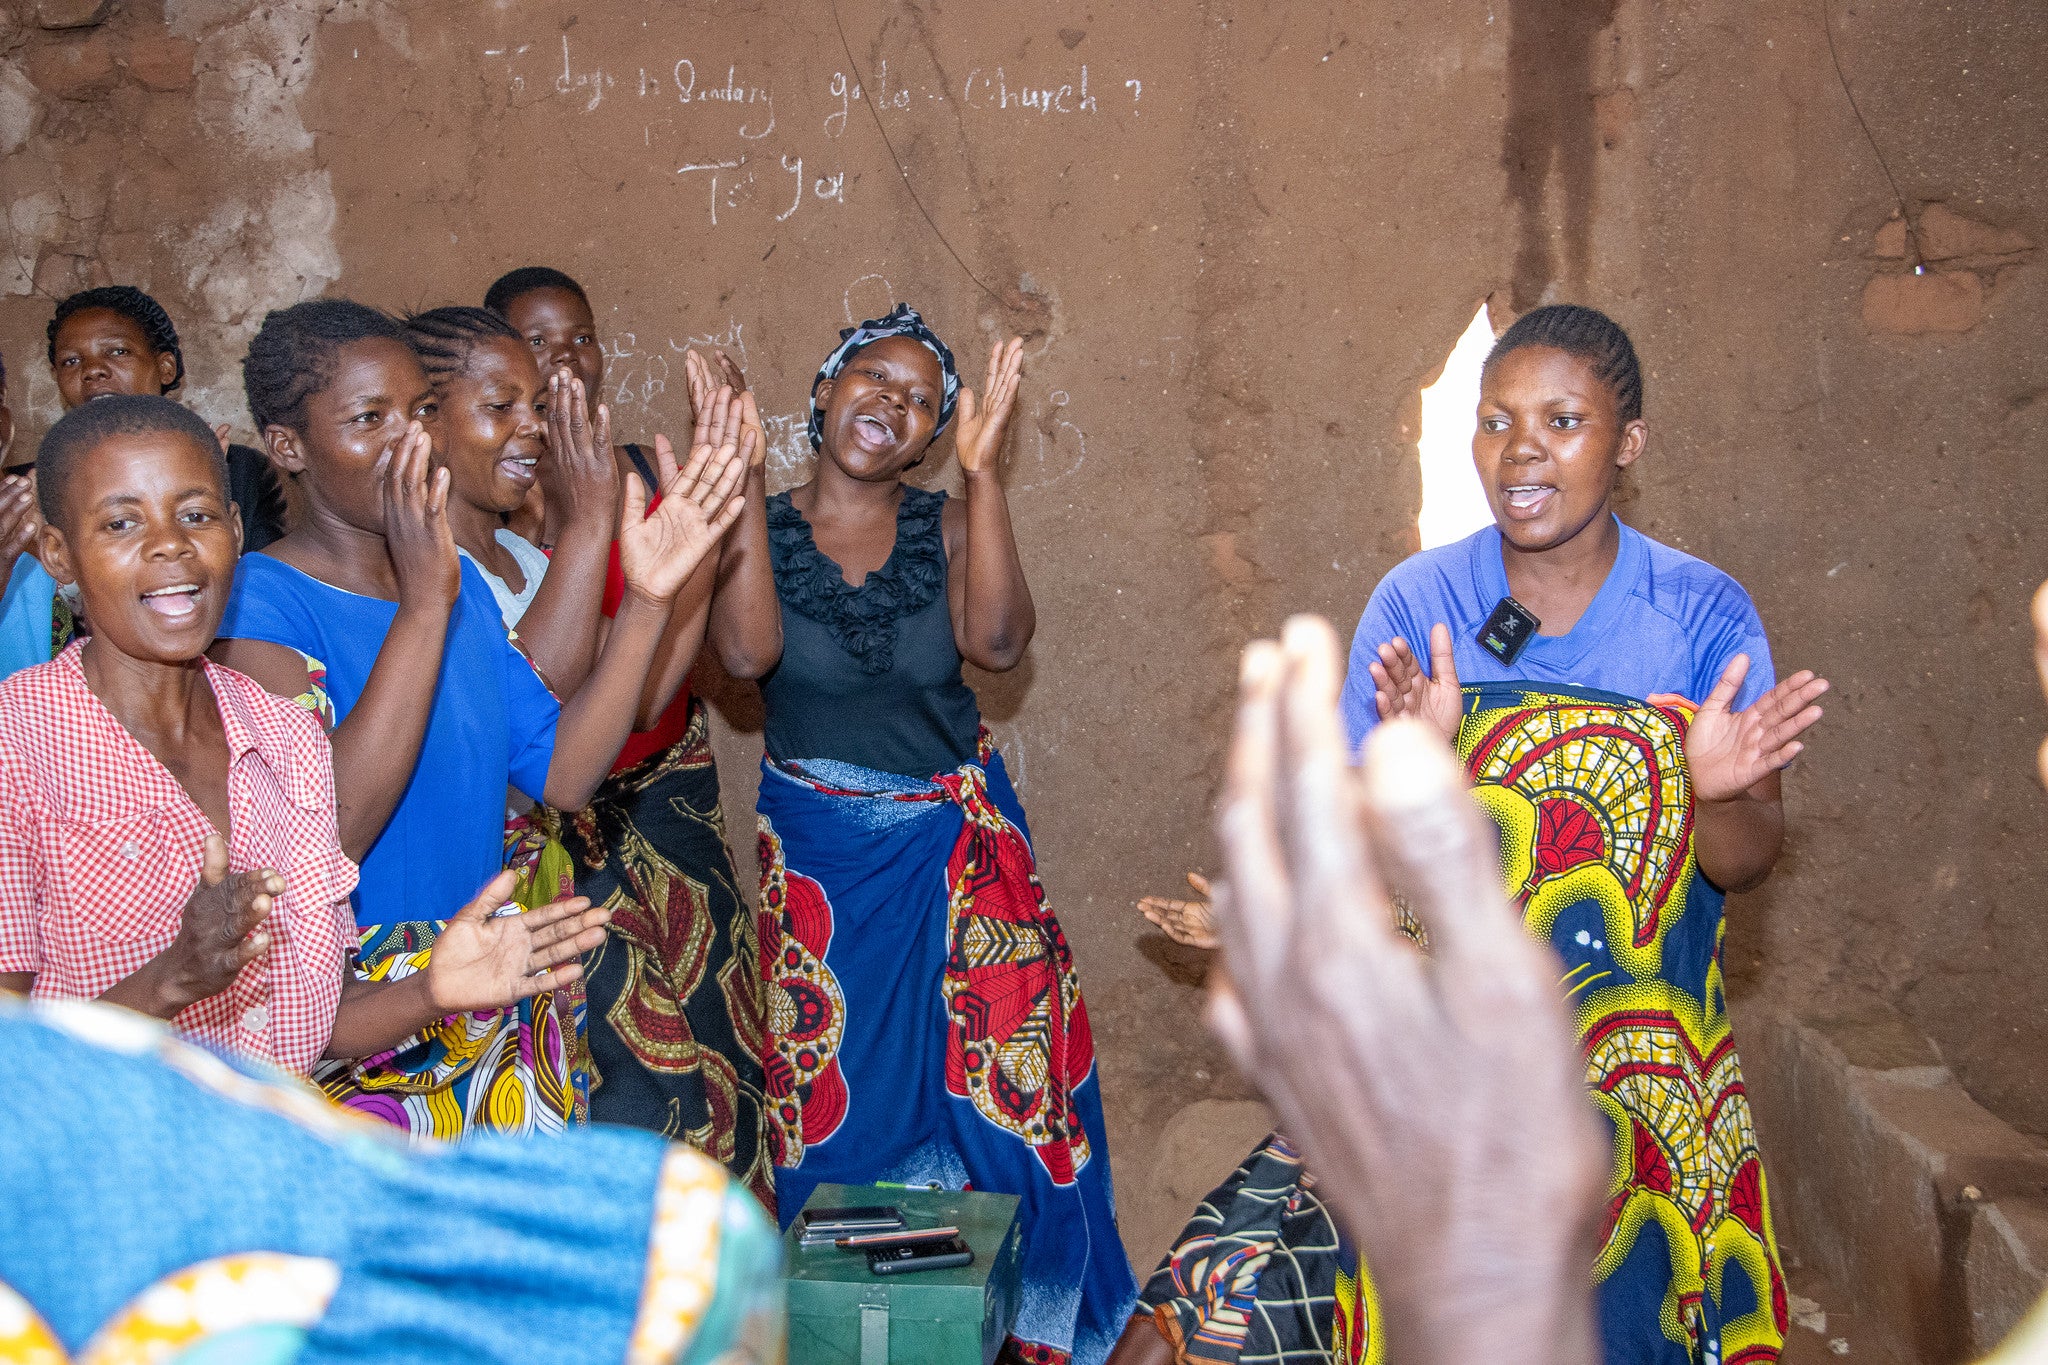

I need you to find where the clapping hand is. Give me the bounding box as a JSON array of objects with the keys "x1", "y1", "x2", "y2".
[
  {"x1": 614, "y1": 410, "x2": 751, "y2": 606},
  {"x1": 379, "y1": 420, "x2": 459, "y2": 611},
  {"x1": 1205, "y1": 616, "x2": 1604, "y2": 1363},
  {"x1": 953, "y1": 337, "x2": 1025, "y2": 476},
  {"x1": 1683, "y1": 654, "x2": 1829, "y2": 802},
  {"x1": 423, "y1": 871, "x2": 611, "y2": 1016},
  {"x1": 542, "y1": 369, "x2": 618, "y2": 532},
  {"x1": 1138, "y1": 872, "x2": 1219, "y2": 949},
  {"x1": 1368, "y1": 623, "x2": 1463, "y2": 743},
  {"x1": 156, "y1": 835, "x2": 278, "y2": 1015},
  {"x1": 0, "y1": 474, "x2": 38, "y2": 583},
  {"x1": 685, "y1": 348, "x2": 767, "y2": 473}
]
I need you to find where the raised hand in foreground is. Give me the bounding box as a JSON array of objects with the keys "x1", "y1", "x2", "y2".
[
  {"x1": 614, "y1": 416, "x2": 751, "y2": 606},
  {"x1": 423, "y1": 870, "x2": 610, "y2": 1014},
  {"x1": 1205, "y1": 615, "x2": 1605, "y2": 1365}
]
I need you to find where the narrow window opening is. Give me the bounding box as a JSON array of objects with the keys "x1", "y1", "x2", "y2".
[{"x1": 1416, "y1": 303, "x2": 1497, "y2": 551}]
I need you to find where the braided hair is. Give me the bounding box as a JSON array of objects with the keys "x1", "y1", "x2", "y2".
[
  {"x1": 46, "y1": 285, "x2": 185, "y2": 394},
  {"x1": 1484, "y1": 304, "x2": 1644, "y2": 424},
  {"x1": 242, "y1": 299, "x2": 407, "y2": 434},
  {"x1": 483, "y1": 266, "x2": 589, "y2": 318},
  {"x1": 403, "y1": 305, "x2": 523, "y2": 392}
]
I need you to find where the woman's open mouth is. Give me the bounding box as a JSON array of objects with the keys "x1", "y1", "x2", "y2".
[
  {"x1": 141, "y1": 583, "x2": 203, "y2": 622},
  {"x1": 1502, "y1": 484, "x2": 1557, "y2": 518},
  {"x1": 497, "y1": 454, "x2": 540, "y2": 488},
  {"x1": 852, "y1": 412, "x2": 897, "y2": 452}
]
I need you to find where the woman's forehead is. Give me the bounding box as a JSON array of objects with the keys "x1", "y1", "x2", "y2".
[
  {"x1": 1482, "y1": 345, "x2": 1612, "y2": 403},
  {"x1": 852, "y1": 334, "x2": 942, "y2": 383},
  {"x1": 318, "y1": 337, "x2": 430, "y2": 402},
  {"x1": 55, "y1": 308, "x2": 154, "y2": 351},
  {"x1": 508, "y1": 287, "x2": 596, "y2": 332}
]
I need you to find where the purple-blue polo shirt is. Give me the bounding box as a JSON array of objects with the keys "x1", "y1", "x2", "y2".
[{"x1": 1340, "y1": 518, "x2": 1776, "y2": 754}]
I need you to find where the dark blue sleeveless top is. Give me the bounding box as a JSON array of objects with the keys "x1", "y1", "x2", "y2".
[{"x1": 761, "y1": 486, "x2": 981, "y2": 778}]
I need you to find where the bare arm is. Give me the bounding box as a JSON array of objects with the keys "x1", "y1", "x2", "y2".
[
  {"x1": 592, "y1": 432, "x2": 724, "y2": 731},
  {"x1": 541, "y1": 428, "x2": 747, "y2": 810},
  {"x1": 209, "y1": 425, "x2": 458, "y2": 863},
  {"x1": 690, "y1": 353, "x2": 783, "y2": 680},
  {"x1": 631, "y1": 544, "x2": 716, "y2": 730},
  {"x1": 503, "y1": 372, "x2": 617, "y2": 697},
  {"x1": 1693, "y1": 772, "x2": 1786, "y2": 893},
  {"x1": 324, "y1": 871, "x2": 608, "y2": 1059},
  {"x1": 946, "y1": 338, "x2": 1034, "y2": 671}
]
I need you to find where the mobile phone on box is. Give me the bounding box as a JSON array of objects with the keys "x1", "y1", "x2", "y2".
[
  {"x1": 798, "y1": 1204, "x2": 904, "y2": 1246},
  {"x1": 837, "y1": 1225, "x2": 961, "y2": 1250},
  {"x1": 867, "y1": 1238, "x2": 974, "y2": 1275}
]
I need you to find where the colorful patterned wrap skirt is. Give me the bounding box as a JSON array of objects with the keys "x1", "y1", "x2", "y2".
[
  {"x1": 1143, "y1": 682, "x2": 1787, "y2": 1365},
  {"x1": 0, "y1": 993, "x2": 784, "y2": 1365},
  {"x1": 756, "y1": 736, "x2": 1139, "y2": 1365},
  {"x1": 1141, "y1": 1133, "x2": 1379, "y2": 1365},
  {"x1": 550, "y1": 698, "x2": 776, "y2": 1209},
  {"x1": 309, "y1": 910, "x2": 579, "y2": 1139}
]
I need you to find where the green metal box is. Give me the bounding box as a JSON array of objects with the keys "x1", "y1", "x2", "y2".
[{"x1": 785, "y1": 1183, "x2": 1022, "y2": 1365}]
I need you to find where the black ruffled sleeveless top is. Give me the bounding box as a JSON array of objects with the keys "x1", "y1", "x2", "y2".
[{"x1": 761, "y1": 485, "x2": 981, "y2": 778}]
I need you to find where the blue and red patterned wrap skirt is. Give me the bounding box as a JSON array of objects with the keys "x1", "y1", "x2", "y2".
[{"x1": 755, "y1": 737, "x2": 1138, "y2": 1365}]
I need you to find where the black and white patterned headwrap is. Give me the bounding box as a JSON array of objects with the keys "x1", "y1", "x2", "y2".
[{"x1": 807, "y1": 302, "x2": 959, "y2": 451}]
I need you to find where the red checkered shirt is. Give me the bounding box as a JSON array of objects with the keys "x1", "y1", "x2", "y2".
[{"x1": 0, "y1": 641, "x2": 358, "y2": 1073}]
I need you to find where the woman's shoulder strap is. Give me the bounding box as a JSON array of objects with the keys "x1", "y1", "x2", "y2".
[{"x1": 621, "y1": 442, "x2": 658, "y2": 491}]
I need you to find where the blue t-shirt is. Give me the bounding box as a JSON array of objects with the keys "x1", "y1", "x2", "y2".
[
  {"x1": 219, "y1": 554, "x2": 559, "y2": 927},
  {"x1": 1341, "y1": 519, "x2": 1775, "y2": 752},
  {"x1": 0, "y1": 556, "x2": 57, "y2": 683}
]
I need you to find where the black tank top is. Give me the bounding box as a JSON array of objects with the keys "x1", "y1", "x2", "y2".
[{"x1": 761, "y1": 486, "x2": 981, "y2": 778}]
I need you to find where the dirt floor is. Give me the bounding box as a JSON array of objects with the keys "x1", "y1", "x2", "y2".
[{"x1": 2, "y1": 0, "x2": 2045, "y2": 1304}]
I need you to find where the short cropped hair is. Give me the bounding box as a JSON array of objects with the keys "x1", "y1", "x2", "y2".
[
  {"x1": 37, "y1": 394, "x2": 227, "y2": 531},
  {"x1": 483, "y1": 266, "x2": 590, "y2": 317}
]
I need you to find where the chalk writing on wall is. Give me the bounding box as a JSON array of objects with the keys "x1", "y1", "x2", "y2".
[{"x1": 488, "y1": 36, "x2": 1148, "y2": 229}]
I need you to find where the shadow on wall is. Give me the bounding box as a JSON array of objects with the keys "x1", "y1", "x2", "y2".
[{"x1": 1503, "y1": 0, "x2": 1624, "y2": 309}]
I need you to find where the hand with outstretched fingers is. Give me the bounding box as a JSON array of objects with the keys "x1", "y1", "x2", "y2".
[
  {"x1": 542, "y1": 369, "x2": 618, "y2": 532},
  {"x1": 423, "y1": 870, "x2": 612, "y2": 1015},
  {"x1": 1138, "y1": 872, "x2": 1219, "y2": 949},
  {"x1": 686, "y1": 352, "x2": 767, "y2": 473},
  {"x1": 615, "y1": 424, "x2": 750, "y2": 606},
  {"x1": 1205, "y1": 616, "x2": 1605, "y2": 1365},
  {"x1": 953, "y1": 337, "x2": 1025, "y2": 476},
  {"x1": 158, "y1": 835, "x2": 279, "y2": 1013},
  {"x1": 1683, "y1": 654, "x2": 1829, "y2": 803},
  {"x1": 379, "y1": 420, "x2": 460, "y2": 612},
  {"x1": 1368, "y1": 622, "x2": 1462, "y2": 743}
]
